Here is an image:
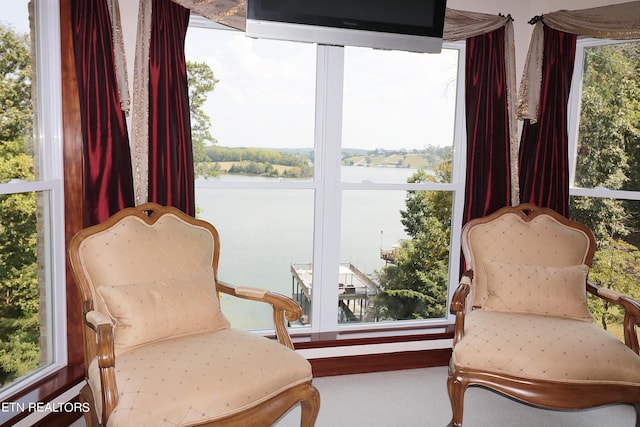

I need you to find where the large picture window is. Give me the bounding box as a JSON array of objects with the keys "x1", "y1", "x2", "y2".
[
  {"x1": 0, "y1": 0, "x2": 66, "y2": 398},
  {"x1": 185, "y1": 16, "x2": 465, "y2": 334},
  {"x1": 568, "y1": 38, "x2": 640, "y2": 340}
]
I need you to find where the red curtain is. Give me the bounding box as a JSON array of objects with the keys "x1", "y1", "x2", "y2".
[
  {"x1": 519, "y1": 26, "x2": 577, "y2": 217},
  {"x1": 71, "y1": 0, "x2": 135, "y2": 226},
  {"x1": 147, "y1": 0, "x2": 195, "y2": 216},
  {"x1": 463, "y1": 27, "x2": 511, "y2": 224}
]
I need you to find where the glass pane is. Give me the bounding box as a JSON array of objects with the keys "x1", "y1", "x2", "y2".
[
  {"x1": 340, "y1": 189, "x2": 452, "y2": 324},
  {"x1": 574, "y1": 41, "x2": 640, "y2": 191},
  {"x1": 1, "y1": 2, "x2": 35, "y2": 183},
  {"x1": 570, "y1": 196, "x2": 640, "y2": 342},
  {"x1": 195, "y1": 187, "x2": 314, "y2": 330},
  {"x1": 185, "y1": 27, "x2": 316, "y2": 182},
  {"x1": 0, "y1": 190, "x2": 52, "y2": 390},
  {"x1": 341, "y1": 46, "x2": 459, "y2": 183},
  {"x1": 1, "y1": 1, "x2": 54, "y2": 394}
]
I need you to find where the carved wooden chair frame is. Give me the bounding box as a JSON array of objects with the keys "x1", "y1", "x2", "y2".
[
  {"x1": 68, "y1": 203, "x2": 320, "y2": 426},
  {"x1": 447, "y1": 204, "x2": 640, "y2": 427}
]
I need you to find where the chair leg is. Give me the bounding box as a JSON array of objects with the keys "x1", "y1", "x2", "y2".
[
  {"x1": 634, "y1": 403, "x2": 640, "y2": 427},
  {"x1": 447, "y1": 372, "x2": 467, "y2": 427},
  {"x1": 300, "y1": 384, "x2": 321, "y2": 427}
]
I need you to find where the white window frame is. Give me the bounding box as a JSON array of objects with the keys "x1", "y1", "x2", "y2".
[
  {"x1": 189, "y1": 15, "x2": 466, "y2": 335},
  {"x1": 0, "y1": 0, "x2": 67, "y2": 399},
  {"x1": 568, "y1": 37, "x2": 640, "y2": 203}
]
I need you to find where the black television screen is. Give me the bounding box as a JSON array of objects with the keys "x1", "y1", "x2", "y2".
[{"x1": 246, "y1": 0, "x2": 448, "y2": 53}]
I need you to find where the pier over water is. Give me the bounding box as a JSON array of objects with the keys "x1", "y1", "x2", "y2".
[{"x1": 291, "y1": 263, "x2": 380, "y2": 323}]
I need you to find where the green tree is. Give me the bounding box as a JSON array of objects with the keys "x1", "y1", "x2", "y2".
[
  {"x1": 571, "y1": 42, "x2": 640, "y2": 238},
  {"x1": 570, "y1": 41, "x2": 640, "y2": 335},
  {"x1": 0, "y1": 25, "x2": 31, "y2": 146},
  {"x1": 186, "y1": 61, "x2": 219, "y2": 178},
  {"x1": 0, "y1": 23, "x2": 39, "y2": 386},
  {"x1": 373, "y1": 153, "x2": 452, "y2": 320},
  {"x1": 587, "y1": 239, "x2": 640, "y2": 332}
]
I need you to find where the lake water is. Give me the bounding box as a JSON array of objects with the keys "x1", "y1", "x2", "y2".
[{"x1": 195, "y1": 166, "x2": 419, "y2": 329}]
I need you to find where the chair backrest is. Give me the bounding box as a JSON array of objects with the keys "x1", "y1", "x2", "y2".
[
  {"x1": 68, "y1": 203, "x2": 228, "y2": 366},
  {"x1": 462, "y1": 204, "x2": 596, "y2": 309},
  {"x1": 69, "y1": 203, "x2": 220, "y2": 313}
]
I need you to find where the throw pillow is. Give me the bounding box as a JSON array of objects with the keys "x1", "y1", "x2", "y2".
[
  {"x1": 97, "y1": 266, "x2": 230, "y2": 351},
  {"x1": 483, "y1": 260, "x2": 593, "y2": 322}
]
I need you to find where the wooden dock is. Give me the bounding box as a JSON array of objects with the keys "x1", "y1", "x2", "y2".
[{"x1": 291, "y1": 262, "x2": 379, "y2": 323}]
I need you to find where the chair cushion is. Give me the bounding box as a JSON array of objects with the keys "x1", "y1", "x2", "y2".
[
  {"x1": 483, "y1": 260, "x2": 593, "y2": 322},
  {"x1": 452, "y1": 310, "x2": 640, "y2": 384},
  {"x1": 88, "y1": 329, "x2": 313, "y2": 427},
  {"x1": 97, "y1": 266, "x2": 230, "y2": 352}
]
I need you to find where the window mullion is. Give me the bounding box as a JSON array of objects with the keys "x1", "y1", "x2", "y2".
[{"x1": 312, "y1": 44, "x2": 344, "y2": 333}]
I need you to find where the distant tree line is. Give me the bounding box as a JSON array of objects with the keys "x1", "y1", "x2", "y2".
[
  {"x1": 342, "y1": 145, "x2": 450, "y2": 170},
  {"x1": 203, "y1": 146, "x2": 313, "y2": 178},
  {"x1": 205, "y1": 146, "x2": 310, "y2": 167}
]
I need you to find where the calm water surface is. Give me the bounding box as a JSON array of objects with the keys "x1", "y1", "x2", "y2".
[{"x1": 195, "y1": 166, "x2": 418, "y2": 329}]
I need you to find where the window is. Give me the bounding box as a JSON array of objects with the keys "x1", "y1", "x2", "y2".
[
  {"x1": 568, "y1": 38, "x2": 640, "y2": 339},
  {"x1": 185, "y1": 16, "x2": 465, "y2": 334},
  {"x1": 0, "y1": 0, "x2": 66, "y2": 398}
]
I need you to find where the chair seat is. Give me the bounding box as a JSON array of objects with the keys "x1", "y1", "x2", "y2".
[
  {"x1": 88, "y1": 328, "x2": 313, "y2": 427},
  {"x1": 452, "y1": 310, "x2": 640, "y2": 385}
]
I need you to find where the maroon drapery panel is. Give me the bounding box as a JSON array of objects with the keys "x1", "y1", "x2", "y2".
[
  {"x1": 463, "y1": 27, "x2": 511, "y2": 225},
  {"x1": 148, "y1": 0, "x2": 195, "y2": 216},
  {"x1": 71, "y1": 0, "x2": 135, "y2": 226},
  {"x1": 518, "y1": 26, "x2": 577, "y2": 217}
]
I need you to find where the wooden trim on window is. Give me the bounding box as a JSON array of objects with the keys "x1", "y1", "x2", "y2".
[
  {"x1": 310, "y1": 349, "x2": 451, "y2": 377},
  {"x1": 60, "y1": 0, "x2": 85, "y2": 367},
  {"x1": 292, "y1": 324, "x2": 454, "y2": 349},
  {"x1": 0, "y1": 365, "x2": 84, "y2": 427}
]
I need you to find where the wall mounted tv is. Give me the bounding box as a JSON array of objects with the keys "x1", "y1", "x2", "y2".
[{"x1": 245, "y1": 0, "x2": 448, "y2": 54}]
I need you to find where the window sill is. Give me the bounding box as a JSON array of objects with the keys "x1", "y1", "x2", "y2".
[
  {"x1": 291, "y1": 323, "x2": 455, "y2": 376},
  {"x1": 0, "y1": 364, "x2": 84, "y2": 427},
  {"x1": 291, "y1": 323, "x2": 455, "y2": 348}
]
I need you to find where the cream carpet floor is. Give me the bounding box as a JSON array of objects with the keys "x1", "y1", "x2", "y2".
[
  {"x1": 69, "y1": 365, "x2": 635, "y2": 426},
  {"x1": 275, "y1": 366, "x2": 636, "y2": 427}
]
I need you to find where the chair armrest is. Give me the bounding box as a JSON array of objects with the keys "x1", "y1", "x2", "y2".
[
  {"x1": 84, "y1": 310, "x2": 119, "y2": 421},
  {"x1": 450, "y1": 271, "x2": 473, "y2": 346},
  {"x1": 216, "y1": 280, "x2": 302, "y2": 350},
  {"x1": 587, "y1": 280, "x2": 640, "y2": 354},
  {"x1": 84, "y1": 311, "x2": 115, "y2": 368}
]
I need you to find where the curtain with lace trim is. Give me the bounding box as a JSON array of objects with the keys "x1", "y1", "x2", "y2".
[
  {"x1": 442, "y1": 9, "x2": 519, "y2": 211},
  {"x1": 518, "y1": 27, "x2": 577, "y2": 217},
  {"x1": 518, "y1": 1, "x2": 640, "y2": 122}
]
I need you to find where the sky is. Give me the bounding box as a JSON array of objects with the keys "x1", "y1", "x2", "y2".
[
  {"x1": 2, "y1": 1, "x2": 29, "y2": 34},
  {"x1": 185, "y1": 23, "x2": 459, "y2": 151}
]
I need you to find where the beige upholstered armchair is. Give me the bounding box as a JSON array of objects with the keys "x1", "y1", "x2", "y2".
[
  {"x1": 67, "y1": 203, "x2": 320, "y2": 426},
  {"x1": 448, "y1": 204, "x2": 640, "y2": 427}
]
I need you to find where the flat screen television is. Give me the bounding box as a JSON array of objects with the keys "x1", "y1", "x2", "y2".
[{"x1": 245, "y1": 0, "x2": 448, "y2": 53}]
